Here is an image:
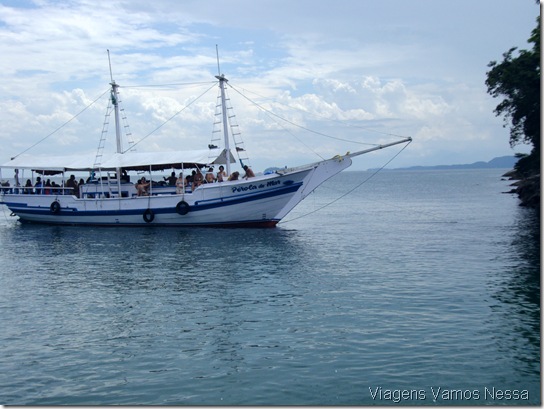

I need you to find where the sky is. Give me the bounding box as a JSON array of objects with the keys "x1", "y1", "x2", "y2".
[{"x1": 0, "y1": 0, "x2": 539, "y2": 172}]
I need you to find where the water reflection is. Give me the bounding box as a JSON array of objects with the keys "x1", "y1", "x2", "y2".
[
  {"x1": 489, "y1": 207, "x2": 540, "y2": 382},
  {"x1": 2, "y1": 224, "x2": 312, "y2": 287},
  {"x1": 0, "y1": 220, "x2": 321, "y2": 403},
  {"x1": 1, "y1": 172, "x2": 540, "y2": 405}
]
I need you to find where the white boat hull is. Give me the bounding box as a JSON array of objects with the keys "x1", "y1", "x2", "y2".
[{"x1": 1, "y1": 156, "x2": 353, "y2": 227}]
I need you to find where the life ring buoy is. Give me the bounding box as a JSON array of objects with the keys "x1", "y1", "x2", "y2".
[
  {"x1": 50, "y1": 201, "x2": 61, "y2": 214},
  {"x1": 143, "y1": 208, "x2": 155, "y2": 223},
  {"x1": 176, "y1": 200, "x2": 190, "y2": 215}
]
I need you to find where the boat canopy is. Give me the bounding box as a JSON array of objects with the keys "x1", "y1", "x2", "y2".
[{"x1": 1, "y1": 148, "x2": 235, "y2": 174}]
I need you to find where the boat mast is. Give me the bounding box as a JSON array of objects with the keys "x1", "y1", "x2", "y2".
[
  {"x1": 108, "y1": 50, "x2": 122, "y2": 155},
  {"x1": 108, "y1": 50, "x2": 123, "y2": 195},
  {"x1": 215, "y1": 46, "x2": 231, "y2": 175}
]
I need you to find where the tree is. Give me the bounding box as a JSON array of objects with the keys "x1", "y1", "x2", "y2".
[{"x1": 486, "y1": 17, "x2": 540, "y2": 177}]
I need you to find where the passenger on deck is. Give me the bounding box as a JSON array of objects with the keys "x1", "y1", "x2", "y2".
[
  {"x1": 1, "y1": 180, "x2": 10, "y2": 194},
  {"x1": 205, "y1": 167, "x2": 216, "y2": 183},
  {"x1": 34, "y1": 177, "x2": 43, "y2": 195},
  {"x1": 77, "y1": 179, "x2": 84, "y2": 198},
  {"x1": 192, "y1": 168, "x2": 204, "y2": 191},
  {"x1": 14, "y1": 169, "x2": 20, "y2": 193},
  {"x1": 65, "y1": 174, "x2": 78, "y2": 196},
  {"x1": 175, "y1": 173, "x2": 185, "y2": 194},
  {"x1": 86, "y1": 170, "x2": 96, "y2": 183},
  {"x1": 121, "y1": 170, "x2": 130, "y2": 183},
  {"x1": 228, "y1": 171, "x2": 240, "y2": 181},
  {"x1": 51, "y1": 181, "x2": 60, "y2": 195},
  {"x1": 45, "y1": 179, "x2": 52, "y2": 195},
  {"x1": 243, "y1": 165, "x2": 255, "y2": 179},
  {"x1": 136, "y1": 177, "x2": 150, "y2": 196},
  {"x1": 185, "y1": 173, "x2": 193, "y2": 191},
  {"x1": 24, "y1": 179, "x2": 32, "y2": 194},
  {"x1": 216, "y1": 165, "x2": 227, "y2": 182},
  {"x1": 164, "y1": 171, "x2": 177, "y2": 186}
]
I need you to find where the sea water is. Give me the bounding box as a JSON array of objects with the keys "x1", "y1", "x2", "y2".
[{"x1": 0, "y1": 169, "x2": 539, "y2": 405}]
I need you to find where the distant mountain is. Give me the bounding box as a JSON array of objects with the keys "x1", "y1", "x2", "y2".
[{"x1": 381, "y1": 156, "x2": 517, "y2": 171}]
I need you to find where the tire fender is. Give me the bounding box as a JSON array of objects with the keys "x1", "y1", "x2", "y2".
[
  {"x1": 50, "y1": 201, "x2": 61, "y2": 214},
  {"x1": 143, "y1": 208, "x2": 155, "y2": 223},
  {"x1": 176, "y1": 200, "x2": 190, "y2": 215}
]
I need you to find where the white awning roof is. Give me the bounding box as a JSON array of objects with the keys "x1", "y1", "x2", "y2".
[{"x1": 1, "y1": 149, "x2": 235, "y2": 173}]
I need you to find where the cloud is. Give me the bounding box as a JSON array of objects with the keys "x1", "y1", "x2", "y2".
[{"x1": 0, "y1": 0, "x2": 538, "y2": 172}]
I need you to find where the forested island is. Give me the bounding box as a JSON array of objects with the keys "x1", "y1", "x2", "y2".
[
  {"x1": 485, "y1": 15, "x2": 540, "y2": 209},
  {"x1": 378, "y1": 15, "x2": 540, "y2": 210},
  {"x1": 383, "y1": 156, "x2": 517, "y2": 171},
  {"x1": 373, "y1": 156, "x2": 538, "y2": 208}
]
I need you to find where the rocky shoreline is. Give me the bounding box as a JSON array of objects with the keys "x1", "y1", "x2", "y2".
[{"x1": 503, "y1": 169, "x2": 541, "y2": 209}]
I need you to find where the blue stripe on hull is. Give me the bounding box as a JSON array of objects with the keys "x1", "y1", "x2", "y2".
[
  {"x1": 7, "y1": 181, "x2": 302, "y2": 220},
  {"x1": 18, "y1": 218, "x2": 281, "y2": 228},
  {"x1": 191, "y1": 182, "x2": 302, "y2": 212}
]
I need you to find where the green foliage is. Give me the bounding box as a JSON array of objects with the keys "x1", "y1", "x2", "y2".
[
  {"x1": 486, "y1": 16, "x2": 540, "y2": 175},
  {"x1": 514, "y1": 152, "x2": 539, "y2": 178}
]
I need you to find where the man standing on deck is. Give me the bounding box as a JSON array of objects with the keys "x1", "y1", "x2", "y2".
[{"x1": 65, "y1": 174, "x2": 78, "y2": 197}]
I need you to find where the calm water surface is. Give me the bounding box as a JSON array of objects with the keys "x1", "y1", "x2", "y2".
[{"x1": 0, "y1": 169, "x2": 540, "y2": 405}]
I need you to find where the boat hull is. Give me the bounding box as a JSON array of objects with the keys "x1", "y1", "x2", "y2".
[{"x1": 1, "y1": 156, "x2": 353, "y2": 227}]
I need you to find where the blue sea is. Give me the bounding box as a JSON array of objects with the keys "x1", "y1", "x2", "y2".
[{"x1": 0, "y1": 169, "x2": 540, "y2": 405}]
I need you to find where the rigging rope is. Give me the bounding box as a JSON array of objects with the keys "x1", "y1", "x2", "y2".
[
  {"x1": 227, "y1": 83, "x2": 326, "y2": 160},
  {"x1": 123, "y1": 82, "x2": 218, "y2": 153},
  {"x1": 11, "y1": 88, "x2": 110, "y2": 160},
  {"x1": 227, "y1": 82, "x2": 410, "y2": 142},
  {"x1": 279, "y1": 139, "x2": 412, "y2": 225},
  {"x1": 229, "y1": 83, "x2": 367, "y2": 147}
]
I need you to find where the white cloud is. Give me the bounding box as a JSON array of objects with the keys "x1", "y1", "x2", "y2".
[{"x1": 0, "y1": 0, "x2": 538, "y2": 172}]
